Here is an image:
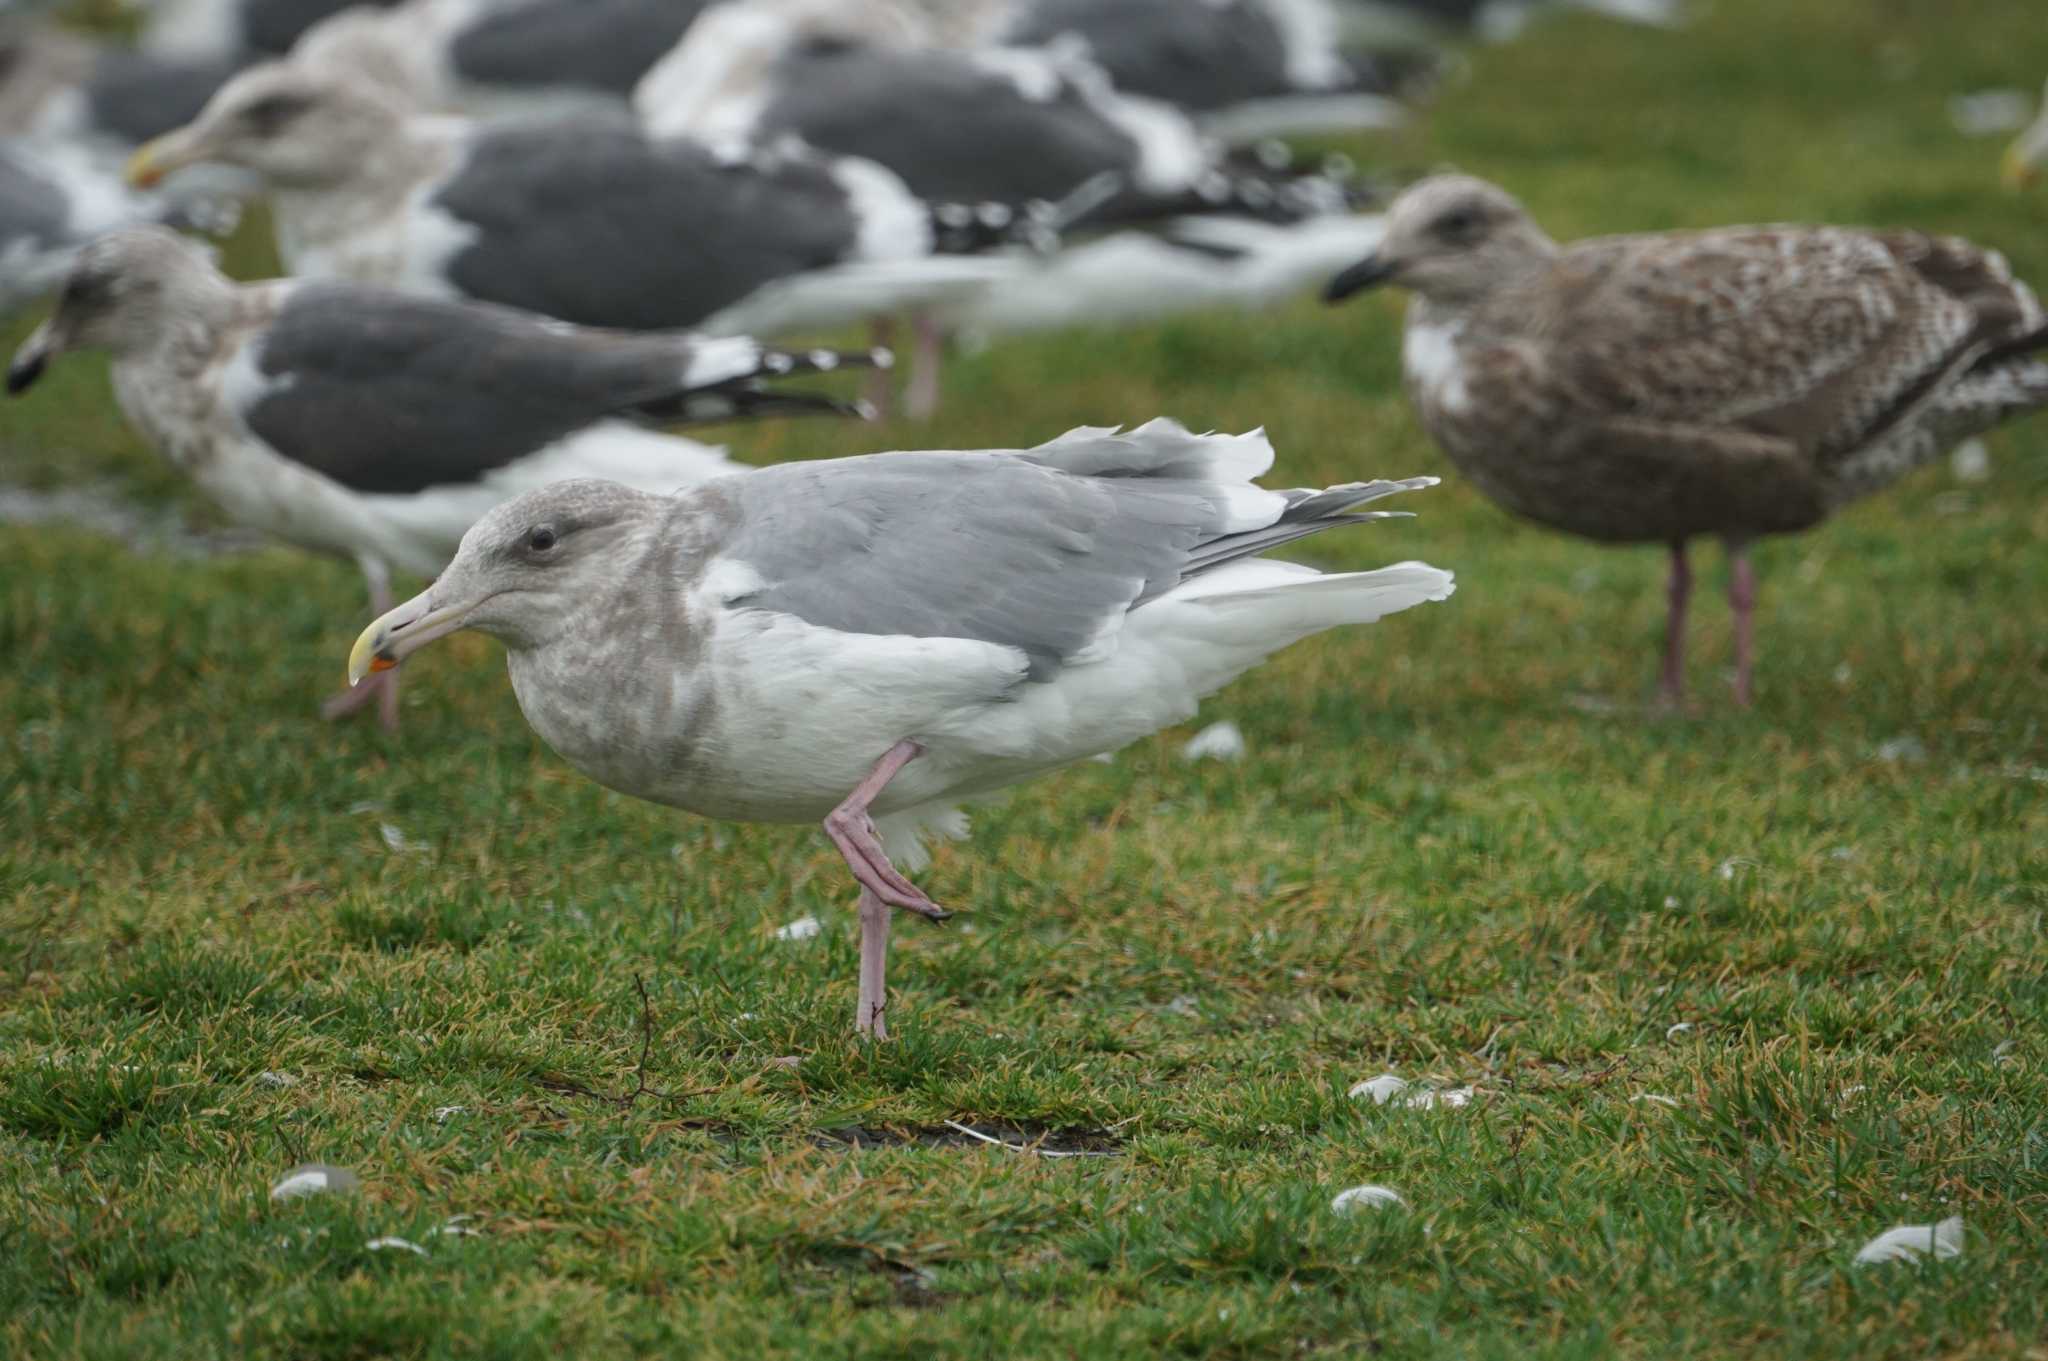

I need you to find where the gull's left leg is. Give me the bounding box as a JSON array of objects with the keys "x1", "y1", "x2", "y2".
[
  {"x1": 323, "y1": 555, "x2": 401, "y2": 731},
  {"x1": 903, "y1": 311, "x2": 947, "y2": 422},
  {"x1": 822, "y1": 739, "x2": 948, "y2": 1040},
  {"x1": 1727, "y1": 541, "x2": 1759, "y2": 707},
  {"x1": 855, "y1": 888, "x2": 892, "y2": 1040}
]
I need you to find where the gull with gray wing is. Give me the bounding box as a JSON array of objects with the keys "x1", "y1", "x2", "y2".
[
  {"x1": 1325, "y1": 174, "x2": 2048, "y2": 705},
  {"x1": 8, "y1": 227, "x2": 882, "y2": 729},
  {"x1": 347, "y1": 420, "x2": 1454, "y2": 1037},
  {"x1": 125, "y1": 59, "x2": 1047, "y2": 344}
]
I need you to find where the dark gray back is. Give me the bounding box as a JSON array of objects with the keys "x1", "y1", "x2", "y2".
[
  {"x1": 244, "y1": 284, "x2": 700, "y2": 494},
  {"x1": 1005, "y1": 0, "x2": 1302, "y2": 110},
  {"x1": 758, "y1": 42, "x2": 1139, "y2": 203},
  {"x1": 450, "y1": 0, "x2": 710, "y2": 94},
  {"x1": 435, "y1": 119, "x2": 860, "y2": 330},
  {"x1": 241, "y1": 0, "x2": 401, "y2": 54},
  {"x1": 85, "y1": 52, "x2": 245, "y2": 143}
]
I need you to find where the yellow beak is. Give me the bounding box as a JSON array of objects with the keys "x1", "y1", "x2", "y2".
[
  {"x1": 126, "y1": 132, "x2": 197, "y2": 190},
  {"x1": 347, "y1": 588, "x2": 469, "y2": 686}
]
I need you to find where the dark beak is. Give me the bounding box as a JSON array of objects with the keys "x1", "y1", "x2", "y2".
[
  {"x1": 1324, "y1": 254, "x2": 1398, "y2": 304},
  {"x1": 7, "y1": 320, "x2": 57, "y2": 396}
]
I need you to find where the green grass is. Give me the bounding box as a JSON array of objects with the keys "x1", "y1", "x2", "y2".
[{"x1": 3, "y1": 0, "x2": 2045, "y2": 1355}]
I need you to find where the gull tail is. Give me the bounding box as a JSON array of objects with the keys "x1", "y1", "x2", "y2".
[{"x1": 1194, "y1": 561, "x2": 1457, "y2": 630}]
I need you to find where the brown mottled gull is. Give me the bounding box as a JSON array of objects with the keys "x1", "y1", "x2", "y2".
[
  {"x1": 1325, "y1": 174, "x2": 2048, "y2": 705},
  {"x1": 346, "y1": 421, "x2": 1454, "y2": 1038}
]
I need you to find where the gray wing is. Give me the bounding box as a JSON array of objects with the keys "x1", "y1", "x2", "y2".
[
  {"x1": 1546, "y1": 228, "x2": 2044, "y2": 467},
  {"x1": 755, "y1": 43, "x2": 1141, "y2": 204},
  {"x1": 434, "y1": 118, "x2": 862, "y2": 330},
  {"x1": 714, "y1": 447, "x2": 1425, "y2": 681},
  {"x1": 1002, "y1": 0, "x2": 1311, "y2": 110},
  {"x1": 721, "y1": 452, "x2": 1228, "y2": 680},
  {"x1": 240, "y1": 285, "x2": 810, "y2": 495},
  {"x1": 449, "y1": 0, "x2": 709, "y2": 95}
]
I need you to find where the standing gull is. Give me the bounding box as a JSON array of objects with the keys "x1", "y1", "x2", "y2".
[
  {"x1": 347, "y1": 421, "x2": 1453, "y2": 1037},
  {"x1": 7, "y1": 227, "x2": 882, "y2": 729},
  {"x1": 125, "y1": 61, "x2": 1045, "y2": 342},
  {"x1": 1325, "y1": 174, "x2": 2048, "y2": 705}
]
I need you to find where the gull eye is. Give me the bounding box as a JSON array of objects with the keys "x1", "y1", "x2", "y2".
[
  {"x1": 1434, "y1": 207, "x2": 1485, "y2": 242},
  {"x1": 527, "y1": 526, "x2": 557, "y2": 553},
  {"x1": 240, "y1": 92, "x2": 312, "y2": 134}
]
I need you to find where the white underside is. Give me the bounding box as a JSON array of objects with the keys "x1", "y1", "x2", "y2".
[{"x1": 943, "y1": 214, "x2": 1385, "y2": 333}]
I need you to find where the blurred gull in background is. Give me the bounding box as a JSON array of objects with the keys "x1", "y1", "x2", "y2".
[{"x1": 7, "y1": 227, "x2": 881, "y2": 728}]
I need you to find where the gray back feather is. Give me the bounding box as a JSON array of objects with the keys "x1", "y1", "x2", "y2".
[
  {"x1": 715, "y1": 443, "x2": 1428, "y2": 682},
  {"x1": 722, "y1": 452, "x2": 1226, "y2": 680}
]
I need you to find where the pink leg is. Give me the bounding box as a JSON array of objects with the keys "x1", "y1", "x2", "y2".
[
  {"x1": 903, "y1": 311, "x2": 946, "y2": 422},
  {"x1": 822, "y1": 739, "x2": 948, "y2": 921},
  {"x1": 1657, "y1": 540, "x2": 1691, "y2": 709},
  {"x1": 855, "y1": 888, "x2": 892, "y2": 1040},
  {"x1": 866, "y1": 317, "x2": 897, "y2": 421},
  {"x1": 822, "y1": 739, "x2": 947, "y2": 1041},
  {"x1": 323, "y1": 558, "x2": 401, "y2": 731},
  {"x1": 1728, "y1": 544, "x2": 1758, "y2": 707}
]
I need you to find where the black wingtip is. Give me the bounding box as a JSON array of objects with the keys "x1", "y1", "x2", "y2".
[{"x1": 5, "y1": 354, "x2": 44, "y2": 396}]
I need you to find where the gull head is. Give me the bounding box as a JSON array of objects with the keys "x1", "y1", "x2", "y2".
[
  {"x1": 1325, "y1": 174, "x2": 1557, "y2": 308},
  {"x1": 127, "y1": 61, "x2": 407, "y2": 192},
  {"x1": 7, "y1": 228, "x2": 228, "y2": 395},
  {"x1": 348, "y1": 480, "x2": 668, "y2": 685}
]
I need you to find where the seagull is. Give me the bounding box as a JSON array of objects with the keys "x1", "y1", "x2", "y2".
[
  {"x1": 124, "y1": 60, "x2": 1045, "y2": 345},
  {"x1": 7, "y1": 226, "x2": 884, "y2": 729},
  {"x1": 1325, "y1": 174, "x2": 2048, "y2": 706},
  {"x1": 347, "y1": 420, "x2": 1454, "y2": 1037},
  {"x1": 995, "y1": 0, "x2": 1410, "y2": 142},
  {"x1": 2003, "y1": 78, "x2": 2048, "y2": 188}
]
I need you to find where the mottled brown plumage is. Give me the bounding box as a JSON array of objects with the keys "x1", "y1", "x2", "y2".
[{"x1": 1326, "y1": 174, "x2": 2048, "y2": 704}]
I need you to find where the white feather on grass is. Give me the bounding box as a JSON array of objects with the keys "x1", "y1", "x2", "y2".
[
  {"x1": 1180, "y1": 720, "x2": 1247, "y2": 763},
  {"x1": 1331, "y1": 1185, "x2": 1406, "y2": 1214},
  {"x1": 1853, "y1": 1216, "x2": 1963, "y2": 1265},
  {"x1": 270, "y1": 1164, "x2": 361, "y2": 1201}
]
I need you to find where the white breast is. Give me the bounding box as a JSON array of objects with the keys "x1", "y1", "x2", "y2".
[{"x1": 1403, "y1": 316, "x2": 1474, "y2": 418}]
